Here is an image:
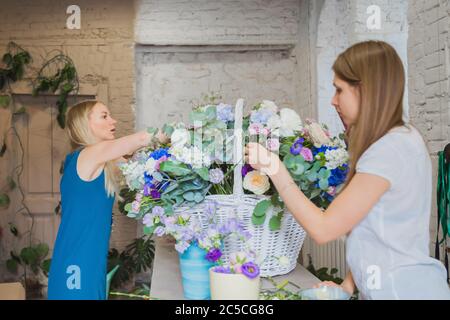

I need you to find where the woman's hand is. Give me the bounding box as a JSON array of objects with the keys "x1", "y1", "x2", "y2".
[
  {"x1": 313, "y1": 281, "x2": 353, "y2": 296},
  {"x1": 244, "y1": 142, "x2": 282, "y2": 176}
]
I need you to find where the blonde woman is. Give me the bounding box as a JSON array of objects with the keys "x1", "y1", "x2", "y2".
[
  {"x1": 48, "y1": 100, "x2": 162, "y2": 300},
  {"x1": 245, "y1": 41, "x2": 450, "y2": 299}
]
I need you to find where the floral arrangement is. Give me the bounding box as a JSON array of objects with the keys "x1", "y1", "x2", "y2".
[
  {"x1": 118, "y1": 98, "x2": 348, "y2": 237},
  {"x1": 141, "y1": 199, "x2": 252, "y2": 260},
  {"x1": 211, "y1": 251, "x2": 260, "y2": 279}
]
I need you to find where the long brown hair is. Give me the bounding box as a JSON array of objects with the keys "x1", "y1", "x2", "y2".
[
  {"x1": 66, "y1": 99, "x2": 118, "y2": 197},
  {"x1": 332, "y1": 40, "x2": 405, "y2": 183}
]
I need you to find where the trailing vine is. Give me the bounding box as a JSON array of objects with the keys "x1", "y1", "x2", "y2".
[
  {"x1": 32, "y1": 54, "x2": 79, "y2": 129},
  {"x1": 0, "y1": 42, "x2": 79, "y2": 296}
]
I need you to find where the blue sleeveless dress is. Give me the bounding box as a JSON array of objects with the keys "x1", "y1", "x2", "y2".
[{"x1": 48, "y1": 149, "x2": 114, "y2": 300}]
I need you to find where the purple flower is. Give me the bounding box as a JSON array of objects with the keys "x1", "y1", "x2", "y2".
[
  {"x1": 142, "y1": 213, "x2": 153, "y2": 227},
  {"x1": 150, "y1": 189, "x2": 161, "y2": 199},
  {"x1": 241, "y1": 164, "x2": 254, "y2": 177},
  {"x1": 213, "y1": 266, "x2": 232, "y2": 274},
  {"x1": 154, "y1": 226, "x2": 165, "y2": 236},
  {"x1": 241, "y1": 262, "x2": 260, "y2": 279},
  {"x1": 206, "y1": 248, "x2": 222, "y2": 262},
  {"x1": 143, "y1": 183, "x2": 152, "y2": 196},
  {"x1": 152, "y1": 205, "x2": 165, "y2": 216},
  {"x1": 290, "y1": 138, "x2": 304, "y2": 155},
  {"x1": 209, "y1": 168, "x2": 224, "y2": 184}
]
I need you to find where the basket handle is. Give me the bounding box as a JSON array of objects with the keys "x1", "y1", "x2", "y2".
[{"x1": 232, "y1": 98, "x2": 244, "y2": 196}]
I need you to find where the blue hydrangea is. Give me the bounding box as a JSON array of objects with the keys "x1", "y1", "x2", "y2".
[
  {"x1": 313, "y1": 145, "x2": 337, "y2": 156},
  {"x1": 328, "y1": 164, "x2": 348, "y2": 186},
  {"x1": 150, "y1": 148, "x2": 170, "y2": 160},
  {"x1": 250, "y1": 109, "x2": 274, "y2": 125},
  {"x1": 216, "y1": 103, "x2": 234, "y2": 122}
]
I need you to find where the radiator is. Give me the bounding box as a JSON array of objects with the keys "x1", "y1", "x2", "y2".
[{"x1": 301, "y1": 235, "x2": 348, "y2": 280}]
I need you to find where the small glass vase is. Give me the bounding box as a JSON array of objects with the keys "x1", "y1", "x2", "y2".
[{"x1": 178, "y1": 242, "x2": 215, "y2": 300}]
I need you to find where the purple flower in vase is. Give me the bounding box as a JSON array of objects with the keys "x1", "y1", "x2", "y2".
[
  {"x1": 241, "y1": 164, "x2": 254, "y2": 177},
  {"x1": 213, "y1": 266, "x2": 232, "y2": 274},
  {"x1": 241, "y1": 262, "x2": 260, "y2": 279},
  {"x1": 206, "y1": 248, "x2": 222, "y2": 262}
]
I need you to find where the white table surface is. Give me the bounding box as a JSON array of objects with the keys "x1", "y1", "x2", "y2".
[{"x1": 150, "y1": 238, "x2": 321, "y2": 300}]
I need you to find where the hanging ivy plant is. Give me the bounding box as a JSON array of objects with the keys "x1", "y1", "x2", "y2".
[
  {"x1": 0, "y1": 42, "x2": 32, "y2": 91},
  {"x1": 32, "y1": 54, "x2": 79, "y2": 129}
]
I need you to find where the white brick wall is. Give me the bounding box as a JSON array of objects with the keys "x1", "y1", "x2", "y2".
[
  {"x1": 408, "y1": 0, "x2": 450, "y2": 257},
  {"x1": 316, "y1": 0, "x2": 409, "y2": 136},
  {"x1": 135, "y1": 0, "x2": 300, "y2": 45}
]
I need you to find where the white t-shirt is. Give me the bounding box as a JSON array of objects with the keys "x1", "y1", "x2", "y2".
[{"x1": 346, "y1": 125, "x2": 450, "y2": 299}]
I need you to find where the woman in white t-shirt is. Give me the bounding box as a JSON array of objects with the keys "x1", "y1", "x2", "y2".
[{"x1": 244, "y1": 40, "x2": 450, "y2": 299}]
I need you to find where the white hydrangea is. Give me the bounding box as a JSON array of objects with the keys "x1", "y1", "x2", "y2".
[
  {"x1": 325, "y1": 148, "x2": 349, "y2": 170},
  {"x1": 120, "y1": 161, "x2": 146, "y2": 189},
  {"x1": 279, "y1": 108, "x2": 303, "y2": 137},
  {"x1": 176, "y1": 145, "x2": 212, "y2": 169}
]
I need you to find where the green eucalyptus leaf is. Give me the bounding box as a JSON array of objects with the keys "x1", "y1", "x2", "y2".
[
  {"x1": 318, "y1": 179, "x2": 329, "y2": 190},
  {"x1": 193, "y1": 192, "x2": 204, "y2": 203},
  {"x1": 163, "y1": 182, "x2": 179, "y2": 194},
  {"x1": 194, "y1": 167, "x2": 209, "y2": 181},
  {"x1": 291, "y1": 163, "x2": 305, "y2": 175},
  {"x1": 253, "y1": 199, "x2": 271, "y2": 218},
  {"x1": 251, "y1": 214, "x2": 266, "y2": 226},
  {"x1": 159, "y1": 161, "x2": 191, "y2": 176},
  {"x1": 183, "y1": 191, "x2": 195, "y2": 202},
  {"x1": 269, "y1": 215, "x2": 282, "y2": 231}
]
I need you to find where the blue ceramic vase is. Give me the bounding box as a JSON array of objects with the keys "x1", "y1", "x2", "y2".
[{"x1": 178, "y1": 242, "x2": 215, "y2": 300}]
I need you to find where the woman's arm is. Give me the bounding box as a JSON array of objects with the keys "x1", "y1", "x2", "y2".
[
  {"x1": 77, "y1": 130, "x2": 153, "y2": 181},
  {"x1": 245, "y1": 143, "x2": 389, "y2": 244}
]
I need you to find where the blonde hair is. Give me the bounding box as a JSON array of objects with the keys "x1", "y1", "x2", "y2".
[
  {"x1": 332, "y1": 40, "x2": 405, "y2": 184},
  {"x1": 66, "y1": 99, "x2": 118, "y2": 198}
]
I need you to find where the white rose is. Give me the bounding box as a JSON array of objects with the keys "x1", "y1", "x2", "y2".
[
  {"x1": 279, "y1": 108, "x2": 302, "y2": 137},
  {"x1": 170, "y1": 128, "x2": 190, "y2": 149},
  {"x1": 261, "y1": 100, "x2": 278, "y2": 113},
  {"x1": 243, "y1": 171, "x2": 270, "y2": 195},
  {"x1": 307, "y1": 122, "x2": 332, "y2": 147}
]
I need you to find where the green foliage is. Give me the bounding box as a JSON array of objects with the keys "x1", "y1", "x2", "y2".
[
  {"x1": 32, "y1": 55, "x2": 78, "y2": 129},
  {"x1": 306, "y1": 254, "x2": 343, "y2": 284},
  {"x1": 107, "y1": 236, "x2": 155, "y2": 290},
  {"x1": 6, "y1": 243, "x2": 51, "y2": 276},
  {"x1": 0, "y1": 42, "x2": 32, "y2": 91}
]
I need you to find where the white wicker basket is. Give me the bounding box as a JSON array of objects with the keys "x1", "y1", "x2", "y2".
[{"x1": 174, "y1": 99, "x2": 306, "y2": 277}]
